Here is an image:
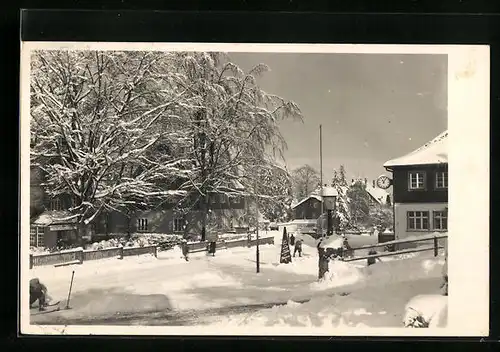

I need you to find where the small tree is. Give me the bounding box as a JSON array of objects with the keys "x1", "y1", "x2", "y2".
[
  {"x1": 330, "y1": 165, "x2": 350, "y2": 229},
  {"x1": 279, "y1": 227, "x2": 292, "y2": 264}
]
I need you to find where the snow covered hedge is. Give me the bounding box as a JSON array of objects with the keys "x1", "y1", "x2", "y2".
[{"x1": 30, "y1": 233, "x2": 183, "y2": 255}]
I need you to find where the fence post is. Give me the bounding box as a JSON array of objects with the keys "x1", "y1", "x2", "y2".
[
  {"x1": 118, "y1": 246, "x2": 124, "y2": 260},
  {"x1": 29, "y1": 254, "x2": 33, "y2": 269},
  {"x1": 153, "y1": 246, "x2": 158, "y2": 258},
  {"x1": 78, "y1": 248, "x2": 84, "y2": 263},
  {"x1": 433, "y1": 236, "x2": 438, "y2": 257}
]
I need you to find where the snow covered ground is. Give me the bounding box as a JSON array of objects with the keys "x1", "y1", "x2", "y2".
[{"x1": 29, "y1": 231, "x2": 446, "y2": 328}]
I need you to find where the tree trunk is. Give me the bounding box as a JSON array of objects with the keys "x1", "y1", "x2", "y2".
[
  {"x1": 201, "y1": 194, "x2": 208, "y2": 242},
  {"x1": 77, "y1": 222, "x2": 86, "y2": 248}
]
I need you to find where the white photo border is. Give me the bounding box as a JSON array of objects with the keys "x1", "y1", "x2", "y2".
[{"x1": 19, "y1": 42, "x2": 490, "y2": 336}]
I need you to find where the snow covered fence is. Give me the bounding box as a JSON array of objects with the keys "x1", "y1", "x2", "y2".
[
  {"x1": 30, "y1": 245, "x2": 158, "y2": 268},
  {"x1": 344, "y1": 233, "x2": 448, "y2": 263},
  {"x1": 185, "y1": 236, "x2": 274, "y2": 253}
]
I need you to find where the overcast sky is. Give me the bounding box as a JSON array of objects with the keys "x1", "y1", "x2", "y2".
[{"x1": 230, "y1": 52, "x2": 448, "y2": 185}]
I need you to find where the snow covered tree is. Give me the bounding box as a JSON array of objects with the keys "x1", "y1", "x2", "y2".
[
  {"x1": 330, "y1": 165, "x2": 350, "y2": 229},
  {"x1": 30, "y1": 50, "x2": 194, "y2": 243},
  {"x1": 291, "y1": 164, "x2": 320, "y2": 200},
  {"x1": 347, "y1": 180, "x2": 370, "y2": 225},
  {"x1": 252, "y1": 164, "x2": 293, "y2": 223},
  {"x1": 367, "y1": 205, "x2": 394, "y2": 230},
  {"x1": 170, "y1": 52, "x2": 302, "y2": 240},
  {"x1": 279, "y1": 227, "x2": 292, "y2": 264}
]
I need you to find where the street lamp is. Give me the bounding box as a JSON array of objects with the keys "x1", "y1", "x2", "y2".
[
  {"x1": 322, "y1": 186, "x2": 338, "y2": 237},
  {"x1": 317, "y1": 186, "x2": 338, "y2": 280}
]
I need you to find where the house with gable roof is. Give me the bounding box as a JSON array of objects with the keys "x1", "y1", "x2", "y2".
[{"x1": 383, "y1": 130, "x2": 448, "y2": 240}]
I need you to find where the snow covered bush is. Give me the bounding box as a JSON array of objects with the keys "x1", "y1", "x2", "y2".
[{"x1": 403, "y1": 294, "x2": 447, "y2": 328}]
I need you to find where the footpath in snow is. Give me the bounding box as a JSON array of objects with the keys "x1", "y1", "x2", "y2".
[{"x1": 29, "y1": 232, "x2": 446, "y2": 328}]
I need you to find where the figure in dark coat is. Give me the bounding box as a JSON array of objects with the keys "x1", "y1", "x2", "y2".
[
  {"x1": 181, "y1": 239, "x2": 189, "y2": 261},
  {"x1": 293, "y1": 238, "x2": 303, "y2": 257},
  {"x1": 289, "y1": 234, "x2": 295, "y2": 246},
  {"x1": 30, "y1": 278, "x2": 48, "y2": 311},
  {"x1": 367, "y1": 249, "x2": 382, "y2": 266}
]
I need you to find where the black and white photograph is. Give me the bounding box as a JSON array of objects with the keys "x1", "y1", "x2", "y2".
[{"x1": 20, "y1": 43, "x2": 489, "y2": 336}]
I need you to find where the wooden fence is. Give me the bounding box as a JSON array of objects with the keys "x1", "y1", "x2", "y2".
[
  {"x1": 342, "y1": 234, "x2": 448, "y2": 262},
  {"x1": 30, "y1": 236, "x2": 273, "y2": 268},
  {"x1": 187, "y1": 236, "x2": 274, "y2": 253},
  {"x1": 30, "y1": 245, "x2": 158, "y2": 269}
]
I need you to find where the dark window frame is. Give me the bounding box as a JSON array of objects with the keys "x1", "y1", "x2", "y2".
[
  {"x1": 408, "y1": 171, "x2": 427, "y2": 191},
  {"x1": 407, "y1": 210, "x2": 430, "y2": 231},
  {"x1": 137, "y1": 218, "x2": 148, "y2": 232},
  {"x1": 432, "y1": 210, "x2": 448, "y2": 231},
  {"x1": 435, "y1": 171, "x2": 448, "y2": 190}
]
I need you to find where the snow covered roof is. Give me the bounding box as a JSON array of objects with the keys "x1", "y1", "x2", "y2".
[
  {"x1": 384, "y1": 130, "x2": 448, "y2": 168},
  {"x1": 365, "y1": 185, "x2": 389, "y2": 205},
  {"x1": 32, "y1": 210, "x2": 78, "y2": 226},
  {"x1": 291, "y1": 194, "x2": 323, "y2": 209}
]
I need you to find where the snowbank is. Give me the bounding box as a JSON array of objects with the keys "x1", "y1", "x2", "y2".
[
  {"x1": 213, "y1": 295, "x2": 373, "y2": 328},
  {"x1": 312, "y1": 253, "x2": 444, "y2": 291}
]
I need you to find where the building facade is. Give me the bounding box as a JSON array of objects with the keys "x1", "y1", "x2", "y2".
[
  {"x1": 383, "y1": 131, "x2": 448, "y2": 240},
  {"x1": 29, "y1": 168, "x2": 251, "y2": 247},
  {"x1": 291, "y1": 195, "x2": 323, "y2": 220}
]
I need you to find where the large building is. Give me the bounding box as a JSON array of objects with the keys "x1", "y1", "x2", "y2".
[
  {"x1": 383, "y1": 130, "x2": 448, "y2": 240},
  {"x1": 29, "y1": 169, "x2": 251, "y2": 248}
]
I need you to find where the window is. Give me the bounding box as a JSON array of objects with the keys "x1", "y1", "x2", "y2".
[
  {"x1": 30, "y1": 226, "x2": 44, "y2": 247},
  {"x1": 211, "y1": 195, "x2": 217, "y2": 204},
  {"x1": 433, "y1": 211, "x2": 448, "y2": 230},
  {"x1": 219, "y1": 194, "x2": 226, "y2": 203},
  {"x1": 232, "y1": 196, "x2": 241, "y2": 204},
  {"x1": 50, "y1": 197, "x2": 62, "y2": 211},
  {"x1": 407, "y1": 211, "x2": 430, "y2": 230},
  {"x1": 408, "y1": 172, "x2": 426, "y2": 190},
  {"x1": 173, "y1": 217, "x2": 184, "y2": 232},
  {"x1": 435, "y1": 171, "x2": 448, "y2": 189},
  {"x1": 30, "y1": 227, "x2": 37, "y2": 247},
  {"x1": 137, "y1": 218, "x2": 148, "y2": 232}
]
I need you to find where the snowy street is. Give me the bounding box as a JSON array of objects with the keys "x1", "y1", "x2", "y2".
[{"x1": 30, "y1": 232, "x2": 446, "y2": 328}]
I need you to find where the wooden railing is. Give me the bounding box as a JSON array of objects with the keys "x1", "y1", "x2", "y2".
[
  {"x1": 30, "y1": 236, "x2": 273, "y2": 268},
  {"x1": 30, "y1": 245, "x2": 158, "y2": 269},
  {"x1": 342, "y1": 233, "x2": 448, "y2": 262},
  {"x1": 186, "y1": 236, "x2": 274, "y2": 253}
]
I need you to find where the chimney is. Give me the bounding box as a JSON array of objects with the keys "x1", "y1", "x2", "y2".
[{"x1": 372, "y1": 180, "x2": 375, "y2": 188}]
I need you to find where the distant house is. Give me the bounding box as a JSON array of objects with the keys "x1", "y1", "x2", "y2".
[
  {"x1": 291, "y1": 194, "x2": 323, "y2": 220},
  {"x1": 383, "y1": 130, "x2": 448, "y2": 240}
]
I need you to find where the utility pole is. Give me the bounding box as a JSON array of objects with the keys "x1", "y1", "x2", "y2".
[{"x1": 320, "y1": 124, "x2": 324, "y2": 236}]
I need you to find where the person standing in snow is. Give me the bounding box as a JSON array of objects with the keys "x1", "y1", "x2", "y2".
[
  {"x1": 180, "y1": 239, "x2": 189, "y2": 261},
  {"x1": 289, "y1": 233, "x2": 295, "y2": 246},
  {"x1": 367, "y1": 249, "x2": 382, "y2": 266},
  {"x1": 30, "y1": 278, "x2": 49, "y2": 311},
  {"x1": 293, "y1": 237, "x2": 303, "y2": 257}
]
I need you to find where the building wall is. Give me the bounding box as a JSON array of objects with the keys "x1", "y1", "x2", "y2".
[
  {"x1": 392, "y1": 164, "x2": 448, "y2": 203},
  {"x1": 393, "y1": 202, "x2": 448, "y2": 241},
  {"x1": 293, "y1": 198, "x2": 322, "y2": 220}
]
